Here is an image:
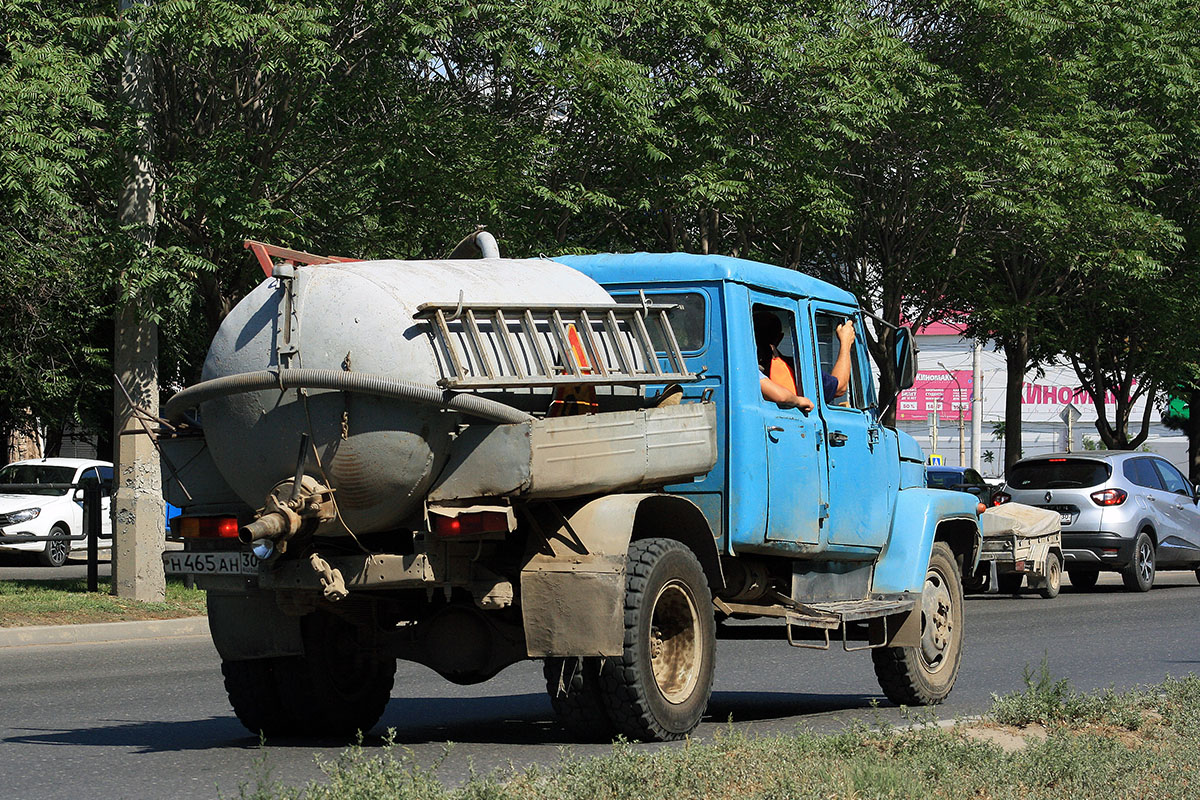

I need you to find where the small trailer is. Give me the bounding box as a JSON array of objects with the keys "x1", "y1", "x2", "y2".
[{"x1": 967, "y1": 504, "x2": 1063, "y2": 599}]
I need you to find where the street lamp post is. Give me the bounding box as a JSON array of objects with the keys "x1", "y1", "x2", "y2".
[{"x1": 939, "y1": 361, "x2": 966, "y2": 467}]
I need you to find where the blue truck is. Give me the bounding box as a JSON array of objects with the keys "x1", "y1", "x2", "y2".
[{"x1": 161, "y1": 242, "x2": 982, "y2": 742}]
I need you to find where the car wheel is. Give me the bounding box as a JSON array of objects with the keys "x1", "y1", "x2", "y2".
[
  {"x1": 1121, "y1": 532, "x2": 1155, "y2": 592},
  {"x1": 1038, "y1": 552, "x2": 1062, "y2": 599},
  {"x1": 37, "y1": 524, "x2": 70, "y2": 568},
  {"x1": 996, "y1": 573, "x2": 1023, "y2": 594},
  {"x1": 872, "y1": 542, "x2": 964, "y2": 705},
  {"x1": 1067, "y1": 569, "x2": 1099, "y2": 590},
  {"x1": 597, "y1": 538, "x2": 716, "y2": 742}
]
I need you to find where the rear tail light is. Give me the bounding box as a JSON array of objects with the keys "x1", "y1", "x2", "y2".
[
  {"x1": 992, "y1": 491, "x2": 1012, "y2": 506},
  {"x1": 173, "y1": 516, "x2": 240, "y2": 538},
  {"x1": 431, "y1": 510, "x2": 511, "y2": 538},
  {"x1": 1090, "y1": 488, "x2": 1128, "y2": 506}
]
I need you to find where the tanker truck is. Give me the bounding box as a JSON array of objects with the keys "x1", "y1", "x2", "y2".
[{"x1": 159, "y1": 236, "x2": 982, "y2": 742}]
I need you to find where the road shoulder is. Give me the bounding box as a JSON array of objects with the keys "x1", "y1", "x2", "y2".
[{"x1": 0, "y1": 616, "x2": 208, "y2": 648}]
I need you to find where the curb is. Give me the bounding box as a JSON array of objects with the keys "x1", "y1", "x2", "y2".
[{"x1": 0, "y1": 616, "x2": 209, "y2": 648}]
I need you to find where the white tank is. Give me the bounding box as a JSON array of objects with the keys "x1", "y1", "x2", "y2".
[{"x1": 200, "y1": 257, "x2": 615, "y2": 533}]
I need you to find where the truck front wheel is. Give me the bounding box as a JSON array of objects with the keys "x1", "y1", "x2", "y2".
[
  {"x1": 598, "y1": 538, "x2": 715, "y2": 742},
  {"x1": 223, "y1": 610, "x2": 396, "y2": 739},
  {"x1": 872, "y1": 541, "x2": 963, "y2": 705}
]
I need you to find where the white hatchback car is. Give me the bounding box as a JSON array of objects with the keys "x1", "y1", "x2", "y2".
[{"x1": 0, "y1": 458, "x2": 113, "y2": 567}]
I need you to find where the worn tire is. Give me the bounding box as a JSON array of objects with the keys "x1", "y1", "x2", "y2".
[
  {"x1": 543, "y1": 656, "x2": 617, "y2": 742},
  {"x1": 1122, "y1": 532, "x2": 1155, "y2": 592},
  {"x1": 1067, "y1": 569, "x2": 1099, "y2": 590},
  {"x1": 597, "y1": 538, "x2": 715, "y2": 742},
  {"x1": 223, "y1": 611, "x2": 395, "y2": 740},
  {"x1": 996, "y1": 573, "x2": 1023, "y2": 594},
  {"x1": 872, "y1": 541, "x2": 963, "y2": 706},
  {"x1": 222, "y1": 657, "x2": 298, "y2": 737},
  {"x1": 37, "y1": 524, "x2": 70, "y2": 568},
  {"x1": 1038, "y1": 552, "x2": 1062, "y2": 599}
]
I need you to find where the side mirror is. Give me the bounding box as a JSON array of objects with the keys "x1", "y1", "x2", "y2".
[
  {"x1": 1194, "y1": 483, "x2": 1200, "y2": 504},
  {"x1": 73, "y1": 488, "x2": 84, "y2": 502},
  {"x1": 894, "y1": 326, "x2": 918, "y2": 391}
]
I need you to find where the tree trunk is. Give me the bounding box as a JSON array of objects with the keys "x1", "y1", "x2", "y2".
[{"x1": 1002, "y1": 332, "x2": 1029, "y2": 472}]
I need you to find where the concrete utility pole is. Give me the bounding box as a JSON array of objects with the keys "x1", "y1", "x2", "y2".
[
  {"x1": 971, "y1": 342, "x2": 983, "y2": 471},
  {"x1": 112, "y1": 0, "x2": 164, "y2": 601}
]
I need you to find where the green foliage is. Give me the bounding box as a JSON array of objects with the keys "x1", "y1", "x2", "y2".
[
  {"x1": 0, "y1": 0, "x2": 118, "y2": 447},
  {"x1": 4, "y1": 0, "x2": 1200, "y2": 453},
  {"x1": 990, "y1": 656, "x2": 1144, "y2": 729}
]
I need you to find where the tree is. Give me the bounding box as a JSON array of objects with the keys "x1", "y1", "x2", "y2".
[
  {"x1": 937, "y1": 0, "x2": 1184, "y2": 471},
  {"x1": 0, "y1": 0, "x2": 115, "y2": 458}
]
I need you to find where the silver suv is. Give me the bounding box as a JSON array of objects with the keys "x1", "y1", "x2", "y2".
[{"x1": 995, "y1": 452, "x2": 1200, "y2": 592}]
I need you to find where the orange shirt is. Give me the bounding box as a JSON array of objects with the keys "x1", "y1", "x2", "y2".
[{"x1": 769, "y1": 355, "x2": 798, "y2": 395}]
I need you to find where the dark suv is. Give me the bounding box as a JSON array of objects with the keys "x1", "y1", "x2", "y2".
[{"x1": 995, "y1": 452, "x2": 1200, "y2": 591}]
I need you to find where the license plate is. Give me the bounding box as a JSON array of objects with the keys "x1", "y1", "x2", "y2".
[
  {"x1": 162, "y1": 551, "x2": 258, "y2": 575},
  {"x1": 1059, "y1": 512, "x2": 1072, "y2": 525}
]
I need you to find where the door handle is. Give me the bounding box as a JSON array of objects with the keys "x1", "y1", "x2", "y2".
[
  {"x1": 766, "y1": 426, "x2": 784, "y2": 432},
  {"x1": 828, "y1": 430, "x2": 848, "y2": 447}
]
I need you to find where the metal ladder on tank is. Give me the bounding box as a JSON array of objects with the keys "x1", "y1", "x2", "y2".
[{"x1": 414, "y1": 296, "x2": 697, "y2": 389}]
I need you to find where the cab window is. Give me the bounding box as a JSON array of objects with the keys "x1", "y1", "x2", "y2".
[
  {"x1": 753, "y1": 305, "x2": 803, "y2": 400},
  {"x1": 814, "y1": 312, "x2": 867, "y2": 409},
  {"x1": 613, "y1": 292, "x2": 706, "y2": 353}
]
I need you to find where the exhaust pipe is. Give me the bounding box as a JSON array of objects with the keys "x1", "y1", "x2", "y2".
[{"x1": 239, "y1": 512, "x2": 290, "y2": 544}]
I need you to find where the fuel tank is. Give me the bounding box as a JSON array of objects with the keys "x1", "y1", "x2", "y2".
[{"x1": 199, "y1": 258, "x2": 615, "y2": 533}]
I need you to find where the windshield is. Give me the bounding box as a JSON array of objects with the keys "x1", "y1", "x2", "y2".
[
  {"x1": 1007, "y1": 459, "x2": 1111, "y2": 490},
  {"x1": 926, "y1": 470, "x2": 961, "y2": 489},
  {"x1": 0, "y1": 465, "x2": 76, "y2": 496}
]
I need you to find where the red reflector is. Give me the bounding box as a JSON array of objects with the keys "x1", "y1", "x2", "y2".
[
  {"x1": 177, "y1": 516, "x2": 241, "y2": 538},
  {"x1": 432, "y1": 511, "x2": 510, "y2": 537},
  {"x1": 1090, "y1": 488, "x2": 1128, "y2": 506}
]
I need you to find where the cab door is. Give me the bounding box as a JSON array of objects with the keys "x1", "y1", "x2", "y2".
[
  {"x1": 751, "y1": 294, "x2": 825, "y2": 545},
  {"x1": 809, "y1": 306, "x2": 894, "y2": 549}
]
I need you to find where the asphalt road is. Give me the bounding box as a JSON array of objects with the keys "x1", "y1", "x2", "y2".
[
  {"x1": 2, "y1": 572, "x2": 1198, "y2": 800},
  {"x1": 0, "y1": 553, "x2": 113, "y2": 582}
]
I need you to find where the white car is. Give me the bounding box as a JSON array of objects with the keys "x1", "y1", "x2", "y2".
[{"x1": 0, "y1": 458, "x2": 113, "y2": 567}]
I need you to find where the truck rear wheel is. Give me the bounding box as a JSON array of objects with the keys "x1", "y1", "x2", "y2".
[
  {"x1": 223, "y1": 610, "x2": 395, "y2": 740},
  {"x1": 872, "y1": 541, "x2": 963, "y2": 706},
  {"x1": 222, "y1": 657, "x2": 296, "y2": 737},
  {"x1": 598, "y1": 538, "x2": 715, "y2": 742},
  {"x1": 543, "y1": 656, "x2": 616, "y2": 741}
]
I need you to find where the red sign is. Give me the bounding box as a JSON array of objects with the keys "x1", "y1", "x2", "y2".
[{"x1": 896, "y1": 370, "x2": 973, "y2": 421}]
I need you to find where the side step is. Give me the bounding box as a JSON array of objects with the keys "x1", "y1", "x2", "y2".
[{"x1": 714, "y1": 596, "x2": 916, "y2": 652}]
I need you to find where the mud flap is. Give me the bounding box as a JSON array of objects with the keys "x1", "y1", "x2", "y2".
[
  {"x1": 207, "y1": 590, "x2": 303, "y2": 661},
  {"x1": 521, "y1": 567, "x2": 625, "y2": 657}
]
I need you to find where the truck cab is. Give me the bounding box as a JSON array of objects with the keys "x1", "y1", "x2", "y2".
[{"x1": 162, "y1": 246, "x2": 982, "y2": 745}]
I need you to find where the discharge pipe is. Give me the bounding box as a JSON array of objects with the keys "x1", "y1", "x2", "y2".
[{"x1": 162, "y1": 368, "x2": 532, "y2": 425}]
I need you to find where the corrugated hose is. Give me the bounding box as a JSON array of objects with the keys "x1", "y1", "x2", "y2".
[{"x1": 161, "y1": 368, "x2": 532, "y2": 425}]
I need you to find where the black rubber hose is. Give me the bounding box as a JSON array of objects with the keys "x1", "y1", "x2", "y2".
[{"x1": 161, "y1": 368, "x2": 532, "y2": 425}]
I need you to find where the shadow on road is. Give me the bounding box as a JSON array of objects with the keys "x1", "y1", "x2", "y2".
[{"x1": 2, "y1": 690, "x2": 883, "y2": 752}]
